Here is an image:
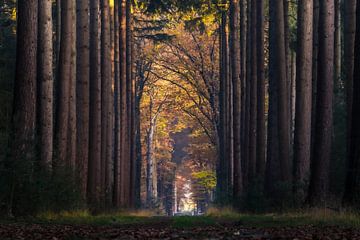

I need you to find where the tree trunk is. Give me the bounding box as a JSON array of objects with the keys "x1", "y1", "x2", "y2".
[
  {"x1": 311, "y1": 0, "x2": 320, "y2": 157},
  {"x1": 146, "y1": 99, "x2": 156, "y2": 206},
  {"x1": 248, "y1": 0, "x2": 257, "y2": 183},
  {"x1": 217, "y1": 0, "x2": 229, "y2": 204},
  {"x1": 125, "y1": 0, "x2": 132, "y2": 207},
  {"x1": 113, "y1": 0, "x2": 121, "y2": 208},
  {"x1": 76, "y1": 0, "x2": 90, "y2": 199},
  {"x1": 67, "y1": 0, "x2": 76, "y2": 170},
  {"x1": 293, "y1": 0, "x2": 313, "y2": 203},
  {"x1": 38, "y1": 0, "x2": 53, "y2": 171},
  {"x1": 343, "y1": 0, "x2": 360, "y2": 207},
  {"x1": 256, "y1": 0, "x2": 265, "y2": 178},
  {"x1": 119, "y1": 0, "x2": 128, "y2": 207},
  {"x1": 307, "y1": 0, "x2": 335, "y2": 207},
  {"x1": 101, "y1": 0, "x2": 112, "y2": 207},
  {"x1": 343, "y1": 0, "x2": 356, "y2": 193},
  {"x1": 276, "y1": 0, "x2": 291, "y2": 183},
  {"x1": 88, "y1": 0, "x2": 101, "y2": 208},
  {"x1": 334, "y1": 0, "x2": 341, "y2": 85},
  {"x1": 229, "y1": 0, "x2": 243, "y2": 206},
  {"x1": 264, "y1": 0, "x2": 281, "y2": 198},
  {"x1": 56, "y1": 0, "x2": 73, "y2": 168}
]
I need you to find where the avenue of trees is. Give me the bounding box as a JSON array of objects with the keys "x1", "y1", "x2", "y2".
[{"x1": 1, "y1": 0, "x2": 360, "y2": 215}]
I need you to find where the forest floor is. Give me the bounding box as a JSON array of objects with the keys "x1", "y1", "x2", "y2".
[{"x1": 1, "y1": 211, "x2": 360, "y2": 239}]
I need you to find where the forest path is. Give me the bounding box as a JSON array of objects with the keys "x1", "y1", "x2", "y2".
[{"x1": 1, "y1": 219, "x2": 360, "y2": 239}]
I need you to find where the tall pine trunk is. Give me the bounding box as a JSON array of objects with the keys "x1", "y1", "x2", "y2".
[
  {"x1": 343, "y1": 0, "x2": 360, "y2": 207},
  {"x1": 229, "y1": 0, "x2": 243, "y2": 206},
  {"x1": 76, "y1": 0, "x2": 90, "y2": 198},
  {"x1": 101, "y1": 0, "x2": 112, "y2": 206},
  {"x1": 256, "y1": 0, "x2": 265, "y2": 178},
  {"x1": 67, "y1": 0, "x2": 76, "y2": 170},
  {"x1": 88, "y1": 0, "x2": 101, "y2": 208},
  {"x1": 38, "y1": 0, "x2": 53, "y2": 171},
  {"x1": 343, "y1": 0, "x2": 357, "y2": 197},
  {"x1": 293, "y1": 0, "x2": 313, "y2": 202},
  {"x1": 56, "y1": 0, "x2": 73, "y2": 168},
  {"x1": 308, "y1": 0, "x2": 335, "y2": 207}
]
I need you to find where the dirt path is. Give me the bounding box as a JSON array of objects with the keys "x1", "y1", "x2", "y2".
[{"x1": 1, "y1": 223, "x2": 360, "y2": 239}]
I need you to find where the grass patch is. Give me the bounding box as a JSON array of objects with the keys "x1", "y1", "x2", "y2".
[
  {"x1": 2, "y1": 208, "x2": 360, "y2": 228},
  {"x1": 34, "y1": 210, "x2": 155, "y2": 226}
]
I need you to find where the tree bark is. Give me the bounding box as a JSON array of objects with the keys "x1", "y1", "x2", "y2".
[
  {"x1": 217, "y1": 0, "x2": 230, "y2": 204},
  {"x1": 67, "y1": 0, "x2": 76, "y2": 170},
  {"x1": 125, "y1": 0, "x2": 132, "y2": 207},
  {"x1": 113, "y1": 0, "x2": 121, "y2": 208},
  {"x1": 307, "y1": 0, "x2": 335, "y2": 207},
  {"x1": 56, "y1": 0, "x2": 73, "y2": 168},
  {"x1": 248, "y1": 0, "x2": 257, "y2": 183},
  {"x1": 229, "y1": 0, "x2": 243, "y2": 206},
  {"x1": 38, "y1": 0, "x2": 53, "y2": 171},
  {"x1": 343, "y1": 0, "x2": 357, "y2": 196},
  {"x1": 343, "y1": 0, "x2": 360, "y2": 207},
  {"x1": 76, "y1": 0, "x2": 90, "y2": 198},
  {"x1": 88, "y1": 0, "x2": 101, "y2": 208},
  {"x1": 256, "y1": 0, "x2": 265, "y2": 178},
  {"x1": 293, "y1": 0, "x2": 313, "y2": 203},
  {"x1": 101, "y1": 0, "x2": 112, "y2": 207}
]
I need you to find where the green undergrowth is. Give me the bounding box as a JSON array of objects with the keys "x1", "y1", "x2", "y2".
[{"x1": 1, "y1": 208, "x2": 360, "y2": 228}]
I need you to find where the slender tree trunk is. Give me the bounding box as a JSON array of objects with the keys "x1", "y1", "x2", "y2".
[
  {"x1": 275, "y1": 0, "x2": 291, "y2": 183},
  {"x1": 76, "y1": 0, "x2": 90, "y2": 199},
  {"x1": 343, "y1": 0, "x2": 357, "y2": 187},
  {"x1": 334, "y1": 0, "x2": 341, "y2": 85},
  {"x1": 56, "y1": 0, "x2": 73, "y2": 168},
  {"x1": 217, "y1": 1, "x2": 229, "y2": 204},
  {"x1": 114, "y1": 0, "x2": 121, "y2": 208},
  {"x1": 56, "y1": 0, "x2": 61, "y2": 68},
  {"x1": 38, "y1": 0, "x2": 53, "y2": 171},
  {"x1": 240, "y1": 0, "x2": 247, "y2": 188},
  {"x1": 125, "y1": 0, "x2": 132, "y2": 207},
  {"x1": 343, "y1": 0, "x2": 360, "y2": 207},
  {"x1": 293, "y1": 0, "x2": 313, "y2": 203},
  {"x1": 229, "y1": 0, "x2": 243, "y2": 206},
  {"x1": 146, "y1": 99, "x2": 156, "y2": 206},
  {"x1": 248, "y1": 0, "x2": 257, "y2": 183},
  {"x1": 119, "y1": 0, "x2": 128, "y2": 207},
  {"x1": 243, "y1": 0, "x2": 251, "y2": 188},
  {"x1": 130, "y1": 22, "x2": 137, "y2": 208},
  {"x1": 88, "y1": 0, "x2": 101, "y2": 208},
  {"x1": 311, "y1": 0, "x2": 320, "y2": 156},
  {"x1": 256, "y1": 0, "x2": 265, "y2": 178},
  {"x1": 101, "y1": 0, "x2": 112, "y2": 207},
  {"x1": 308, "y1": 0, "x2": 335, "y2": 207},
  {"x1": 67, "y1": 1, "x2": 76, "y2": 170},
  {"x1": 265, "y1": 0, "x2": 282, "y2": 197}
]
